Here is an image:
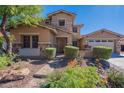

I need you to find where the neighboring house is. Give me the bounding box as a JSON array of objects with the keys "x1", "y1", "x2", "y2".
[
  {"x1": 81, "y1": 29, "x2": 124, "y2": 54},
  {"x1": 10, "y1": 10, "x2": 83, "y2": 56}
]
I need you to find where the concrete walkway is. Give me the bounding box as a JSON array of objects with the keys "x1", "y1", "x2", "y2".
[{"x1": 107, "y1": 53, "x2": 124, "y2": 73}]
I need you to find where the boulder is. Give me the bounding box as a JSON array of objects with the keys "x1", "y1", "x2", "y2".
[
  {"x1": 0, "y1": 68, "x2": 30, "y2": 83},
  {"x1": 33, "y1": 64, "x2": 54, "y2": 78}
]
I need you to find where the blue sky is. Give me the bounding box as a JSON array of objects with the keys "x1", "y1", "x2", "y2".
[{"x1": 41, "y1": 5, "x2": 124, "y2": 35}]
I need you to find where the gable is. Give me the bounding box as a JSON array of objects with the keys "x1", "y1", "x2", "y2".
[
  {"x1": 86, "y1": 29, "x2": 121, "y2": 39},
  {"x1": 48, "y1": 10, "x2": 75, "y2": 18}
]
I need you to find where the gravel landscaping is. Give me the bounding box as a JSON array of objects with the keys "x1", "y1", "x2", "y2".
[
  {"x1": 0, "y1": 55, "x2": 69, "y2": 88},
  {"x1": 0, "y1": 58, "x2": 47, "y2": 88}
]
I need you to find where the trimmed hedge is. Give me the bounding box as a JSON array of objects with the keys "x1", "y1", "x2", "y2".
[
  {"x1": 45, "y1": 48, "x2": 56, "y2": 60},
  {"x1": 93, "y1": 46, "x2": 112, "y2": 59},
  {"x1": 64, "y1": 46, "x2": 79, "y2": 59}
]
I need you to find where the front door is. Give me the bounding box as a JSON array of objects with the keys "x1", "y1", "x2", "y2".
[
  {"x1": 57, "y1": 37, "x2": 67, "y2": 53},
  {"x1": 121, "y1": 45, "x2": 124, "y2": 52}
]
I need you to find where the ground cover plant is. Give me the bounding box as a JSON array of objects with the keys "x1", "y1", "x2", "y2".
[
  {"x1": 107, "y1": 68, "x2": 124, "y2": 88},
  {"x1": 41, "y1": 66, "x2": 103, "y2": 88},
  {"x1": 0, "y1": 54, "x2": 13, "y2": 69}
]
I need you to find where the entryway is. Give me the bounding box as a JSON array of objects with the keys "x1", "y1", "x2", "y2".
[{"x1": 56, "y1": 37, "x2": 67, "y2": 53}]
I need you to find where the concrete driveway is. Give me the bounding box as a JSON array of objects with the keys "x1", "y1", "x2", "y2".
[{"x1": 107, "y1": 53, "x2": 124, "y2": 72}]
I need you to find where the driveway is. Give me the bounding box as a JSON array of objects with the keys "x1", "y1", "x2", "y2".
[{"x1": 107, "y1": 53, "x2": 124, "y2": 72}]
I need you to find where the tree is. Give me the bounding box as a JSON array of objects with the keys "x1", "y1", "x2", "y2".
[{"x1": 0, "y1": 5, "x2": 43, "y2": 54}]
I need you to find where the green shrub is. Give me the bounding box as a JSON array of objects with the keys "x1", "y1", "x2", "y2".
[
  {"x1": 64, "y1": 46, "x2": 79, "y2": 59},
  {"x1": 45, "y1": 48, "x2": 56, "y2": 60},
  {"x1": 93, "y1": 46, "x2": 112, "y2": 59},
  {"x1": 108, "y1": 68, "x2": 124, "y2": 88},
  {"x1": 0, "y1": 55, "x2": 13, "y2": 69},
  {"x1": 41, "y1": 66, "x2": 101, "y2": 88}
]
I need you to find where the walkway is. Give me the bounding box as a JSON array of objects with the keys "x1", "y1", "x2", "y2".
[{"x1": 107, "y1": 53, "x2": 124, "y2": 73}]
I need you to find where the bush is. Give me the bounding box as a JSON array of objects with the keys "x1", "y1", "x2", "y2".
[
  {"x1": 41, "y1": 66, "x2": 101, "y2": 88},
  {"x1": 64, "y1": 46, "x2": 79, "y2": 59},
  {"x1": 0, "y1": 55, "x2": 13, "y2": 69},
  {"x1": 107, "y1": 68, "x2": 124, "y2": 88},
  {"x1": 45, "y1": 48, "x2": 56, "y2": 60},
  {"x1": 0, "y1": 37, "x2": 4, "y2": 48},
  {"x1": 93, "y1": 46, "x2": 112, "y2": 60}
]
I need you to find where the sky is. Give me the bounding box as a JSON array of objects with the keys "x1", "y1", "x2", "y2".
[{"x1": 41, "y1": 5, "x2": 124, "y2": 35}]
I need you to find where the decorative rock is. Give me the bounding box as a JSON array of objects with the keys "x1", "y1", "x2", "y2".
[
  {"x1": 33, "y1": 64, "x2": 54, "y2": 78},
  {"x1": 0, "y1": 68, "x2": 30, "y2": 83}
]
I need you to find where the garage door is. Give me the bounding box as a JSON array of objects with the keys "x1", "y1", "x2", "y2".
[{"x1": 88, "y1": 40, "x2": 114, "y2": 51}]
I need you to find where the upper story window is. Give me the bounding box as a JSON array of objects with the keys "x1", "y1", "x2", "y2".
[
  {"x1": 59, "y1": 19, "x2": 65, "y2": 26},
  {"x1": 73, "y1": 27, "x2": 77, "y2": 33}
]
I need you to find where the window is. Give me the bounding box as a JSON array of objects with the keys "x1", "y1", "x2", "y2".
[
  {"x1": 89, "y1": 40, "x2": 94, "y2": 42},
  {"x1": 32, "y1": 36, "x2": 38, "y2": 48},
  {"x1": 108, "y1": 40, "x2": 113, "y2": 42},
  {"x1": 45, "y1": 21, "x2": 50, "y2": 24},
  {"x1": 22, "y1": 35, "x2": 38, "y2": 48},
  {"x1": 59, "y1": 19, "x2": 65, "y2": 26},
  {"x1": 73, "y1": 27, "x2": 77, "y2": 33},
  {"x1": 23, "y1": 36, "x2": 30, "y2": 48},
  {"x1": 95, "y1": 40, "x2": 101, "y2": 42},
  {"x1": 72, "y1": 41, "x2": 78, "y2": 46},
  {"x1": 102, "y1": 40, "x2": 107, "y2": 42}
]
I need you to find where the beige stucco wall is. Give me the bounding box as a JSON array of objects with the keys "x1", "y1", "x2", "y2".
[
  {"x1": 50, "y1": 13, "x2": 74, "y2": 32},
  {"x1": 11, "y1": 26, "x2": 52, "y2": 42},
  {"x1": 10, "y1": 25, "x2": 55, "y2": 50},
  {"x1": 72, "y1": 25, "x2": 81, "y2": 41},
  {"x1": 86, "y1": 31, "x2": 120, "y2": 39},
  {"x1": 56, "y1": 30, "x2": 72, "y2": 45},
  {"x1": 82, "y1": 31, "x2": 121, "y2": 53},
  {"x1": 49, "y1": 12, "x2": 82, "y2": 45}
]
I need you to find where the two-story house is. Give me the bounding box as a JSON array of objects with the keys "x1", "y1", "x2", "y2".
[{"x1": 10, "y1": 10, "x2": 83, "y2": 56}]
